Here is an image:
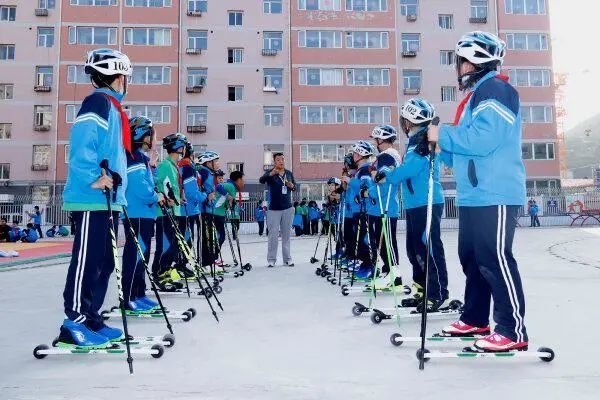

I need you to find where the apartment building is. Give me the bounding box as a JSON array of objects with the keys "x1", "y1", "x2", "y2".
[{"x1": 0, "y1": 0, "x2": 561, "y2": 198}]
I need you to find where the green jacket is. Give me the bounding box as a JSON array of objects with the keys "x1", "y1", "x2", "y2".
[
  {"x1": 156, "y1": 157, "x2": 181, "y2": 217},
  {"x1": 300, "y1": 205, "x2": 309, "y2": 216},
  {"x1": 213, "y1": 181, "x2": 237, "y2": 217}
]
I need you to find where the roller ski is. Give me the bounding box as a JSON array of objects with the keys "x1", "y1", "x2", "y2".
[
  {"x1": 51, "y1": 333, "x2": 176, "y2": 349},
  {"x1": 33, "y1": 343, "x2": 164, "y2": 359},
  {"x1": 370, "y1": 300, "x2": 463, "y2": 325},
  {"x1": 101, "y1": 308, "x2": 195, "y2": 322},
  {"x1": 416, "y1": 345, "x2": 555, "y2": 363},
  {"x1": 105, "y1": 304, "x2": 197, "y2": 318}
]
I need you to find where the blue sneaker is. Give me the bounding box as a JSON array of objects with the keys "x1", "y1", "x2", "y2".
[
  {"x1": 95, "y1": 323, "x2": 124, "y2": 342},
  {"x1": 355, "y1": 265, "x2": 374, "y2": 280},
  {"x1": 126, "y1": 299, "x2": 154, "y2": 314},
  {"x1": 57, "y1": 319, "x2": 111, "y2": 349},
  {"x1": 137, "y1": 296, "x2": 159, "y2": 310}
]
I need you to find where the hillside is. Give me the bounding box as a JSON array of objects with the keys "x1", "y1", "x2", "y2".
[{"x1": 565, "y1": 113, "x2": 600, "y2": 178}]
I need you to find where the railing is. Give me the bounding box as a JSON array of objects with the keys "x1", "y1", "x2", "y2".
[
  {"x1": 33, "y1": 125, "x2": 51, "y2": 132},
  {"x1": 402, "y1": 50, "x2": 417, "y2": 57},
  {"x1": 186, "y1": 10, "x2": 202, "y2": 17},
  {"x1": 35, "y1": 9, "x2": 49, "y2": 17},
  {"x1": 469, "y1": 16, "x2": 487, "y2": 23},
  {"x1": 406, "y1": 14, "x2": 417, "y2": 22},
  {"x1": 186, "y1": 125, "x2": 206, "y2": 134},
  {"x1": 186, "y1": 48, "x2": 202, "y2": 55},
  {"x1": 262, "y1": 49, "x2": 278, "y2": 56},
  {"x1": 34, "y1": 85, "x2": 52, "y2": 92}
]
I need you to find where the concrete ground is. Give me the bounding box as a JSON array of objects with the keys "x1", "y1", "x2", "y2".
[{"x1": 1, "y1": 226, "x2": 599, "y2": 400}]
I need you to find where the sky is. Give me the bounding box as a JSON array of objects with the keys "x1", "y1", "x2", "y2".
[{"x1": 549, "y1": 0, "x2": 600, "y2": 131}]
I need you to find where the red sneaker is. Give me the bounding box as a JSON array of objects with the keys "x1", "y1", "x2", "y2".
[
  {"x1": 442, "y1": 320, "x2": 491, "y2": 336},
  {"x1": 474, "y1": 332, "x2": 528, "y2": 352}
]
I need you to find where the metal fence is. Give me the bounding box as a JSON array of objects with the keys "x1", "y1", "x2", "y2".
[{"x1": 2, "y1": 190, "x2": 600, "y2": 235}]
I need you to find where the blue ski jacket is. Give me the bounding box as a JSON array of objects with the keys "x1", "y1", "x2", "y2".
[
  {"x1": 199, "y1": 166, "x2": 216, "y2": 214},
  {"x1": 367, "y1": 148, "x2": 401, "y2": 218},
  {"x1": 124, "y1": 149, "x2": 158, "y2": 219},
  {"x1": 63, "y1": 88, "x2": 128, "y2": 211},
  {"x1": 179, "y1": 158, "x2": 205, "y2": 217},
  {"x1": 348, "y1": 162, "x2": 372, "y2": 216},
  {"x1": 308, "y1": 206, "x2": 320, "y2": 221},
  {"x1": 438, "y1": 71, "x2": 526, "y2": 206},
  {"x1": 386, "y1": 130, "x2": 447, "y2": 210}
]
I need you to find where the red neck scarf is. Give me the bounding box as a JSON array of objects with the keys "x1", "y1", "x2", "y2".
[
  {"x1": 453, "y1": 74, "x2": 510, "y2": 125},
  {"x1": 106, "y1": 95, "x2": 132, "y2": 155}
]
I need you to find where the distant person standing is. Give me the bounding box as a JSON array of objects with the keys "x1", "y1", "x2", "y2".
[
  {"x1": 259, "y1": 152, "x2": 296, "y2": 268},
  {"x1": 255, "y1": 200, "x2": 266, "y2": 236},
  {"x1": 26, "y1": 206, "x2": 44, "y2": 238},
  {"x1": 530, "y1": 201, "x2": 540, "y2": 227}
]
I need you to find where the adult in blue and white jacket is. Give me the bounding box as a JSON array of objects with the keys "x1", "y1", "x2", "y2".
[
  {"x1": 384, "y1": 99, "x2": 450, "y2": 311},
  {"x1": 366, "y1": 125, "x2": 402, "y2": 289},
  {"x1": 121, "y1": 116, "x2": 160, "y2": 314},
  {"x1": 427, "y1": 32, "x2": 528, "y2": 352},
  {"x1": 59, "y1": 49, "x2": 132, "y2": 348},
  {"x1": 198, "y1": 151, "x2": 219, "y2": 267}
]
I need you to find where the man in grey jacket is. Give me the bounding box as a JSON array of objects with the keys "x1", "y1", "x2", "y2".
[{"x1": 259, "y1": 153, "x2": 296, "y2": 267}]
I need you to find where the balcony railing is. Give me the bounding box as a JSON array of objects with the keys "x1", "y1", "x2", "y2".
[
  {"x1": 34, "y1": 125, "x2": 51, "y2": 132},
  {"x1": 34, "y1": 85, "x2": 52, "y2": 92},
  {"x1": 406, "y1": 14, "x2": 417, "y2": 22},
  {"x1": 403, "y1": 88, "x2": 421, "y2": 95},
  {"x1": 469, "y1": 16, "x2": 487, "y2": 23},
  {"x1": 186, "y1": 10, "x2": 202, "y2": 17},
  {"x1": 186, "y1": 48, "x2": 202, "y2": 55},
  {"x1": 31, "y1": 164, "x2": 49, "y2": 171},
  {"x1": 186, "y1": 85, "x2": 203, "y2": 93},
  {"x1": 35, "y1": 9, "x2": 49, "y2": 17},
  {"x1": 262, "y1": 48, "x2": 278, "y2": 56},
  {"x1": 187, "y1": 125, "x2": 207, "y2": 134},
  {"x1": 402, "y1": 50, "x2": 417, "y2": 57}
]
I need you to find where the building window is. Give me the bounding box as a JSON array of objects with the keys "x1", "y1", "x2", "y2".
[
  {"x1": 505, "y1": 0, "x2": 546, "y2": 15},
  {"x1": 188, "y1": 0, "x2": 207, "y2": 13},
  {"x1": 399, "y1": 0, "x2": 418, "y2": 16},
  {"x1": 72, "y1": 0, "x2": 118, "y2": 6},
  {"x1": 227, "y1": 162, "x2": 244, "y2": 173},
  {"x1": 439, "y1": 14, "x2": 453, "y2": 29},
  {"x1": 401, "y1": 33, "x2": 420, "y2": 52},
  {"x1": 37, "y1": 27, "x2": 55, "y2": 48},
  {"x1": 264, "y1": 68, "x2": 283, "y2": 89},
  {"x1": 187, "y1": 106, "x2": 207, "y2": 126},
  {"x1": 0, "y1": 123, "x2": 11, "y2": 139},
  {"x1": 36, "y1": 66, "x2": 54, "y2": 87},
  {"x1": 403, "y1": 69, "x2": 421, "y2": 90},
  {"x1": 299, "y1": 106, "x2": 343, "y2": 124},
  {"x1": 440, "y1": 50, "x2": 455, "y2": 65},
  {"x1": 346, "y1": 31, "x2": 389, "y2": 49},
  {"x1": 521, "y1": 142, "x2": 555, "y2": 160},
  {"x1": 67, "y1": 65, "x2": 88, "y2": 84},
  {"x1": 0, "y1": 163, "x2": 10, "y2": 180},
  {"x1": 228, "y1": 86, "x2": 243, "y2": 101},
  {"x1": 33, "y1": 145, "x2": 51, "y2": 168},
  {"x1": 38, "y1": 0, "x2": 56, "y2": 8},
  {"x1": 34, "y1": 105, "x2": 52, "y2": 128},
  {"x1": 264, "y1": 106, "x2": 284, "y2": 126},
  {"x1": 228, "y1": 48, "x2": 243, "y2": 63},
  {"x1": 346, "y1": 68, "x2": 390, "y2": 86},
  {"x1": 187, "y1": 30, "x2": 207, "y2": 50},
  {"x1": 299, "y1": 0, "x2": 341, "y2": 11},
  {"x1": 228, "y1": 11, "x2": 243, "y2": 27},
  {"x1": 0, "y1": 44, "x2": 15, "y2": 60},
  {"x1": 521, "y1": 106, "x2": 553, "y2": 123},
  {"x1": 348, "y1": 106, "x2": 391, "y2": 124},
  {"x1": 128, "y1": 105, "x2": 171, "y2": 124},
  {"x1": 470, "y1": 0, "x2": 488, "y2": 18},
  {"x1": 0, "y1": 84, "x2": 13, "y2": 100},
  {"x1": 298, "y1": 30, "x2": 342, "y2": 48},
  {"x1": 130, "y1": 66, "x2": 171, "y2": 85},
  {"x1": 507, "y1": 69, "x2": 550, "y2": 87},
  {"x1": 124, "y1": 0, "x2": 171, "y2": 7},
  {"x1": 69, "y1": 26, "x2": 117, "y2": 45},
  {"x1": 505, "y1": 33, "x2": 548, "y2": 51},
  {"x1": 227, "y1": 124, "x2": 244, "y2": 140},
  {"x1": 441, "y1": 86, "x2": 456, "y2": 102},
  {"x1": 124, "y1": 27, "x2": 171, "y2": 46},
  {"x1": 187, "y1": 68, "x2": 207, "y2": 87},
  {"x1": 300, "y1": 144, "x2": 352, "y2": 163},
  {"x1": 0, "y1": 6, "x2": 16, "y2": 21},
  {"x1": 264, "y1": 31, "x2": 283, "y2": 50},
  {"x1": 346, "y1": 0, "x2": 387, "y2": 11},
  {"x1": 299, "y1": 68, "x2": 343, "y2": 86},
  {"x1": 264, "y1": 0, "x2": 282, "y2": 14},
  {"x1": 66, "y1": 104, "x2": 81, "y2": 124}
]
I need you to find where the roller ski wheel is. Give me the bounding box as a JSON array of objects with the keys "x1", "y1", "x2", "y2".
[
  {"x1": 310, "y1": 257, "x2": 319, "y2": 264},
  {"x1": 187, "y1": 308, "x2": 197, "y2": 317},
  {"x1": 416, "y1": 348, "x2": 430, "y2": 363},
  {"x1": 390, "y1": 333, "x2": 403, "y2": 347},
  {"x1": 234, "y1": 272, "x2": 240, "y2": 278},
  {"x1": 320, "y1": 271, "x2": 328, "y2": 278},
  {"x1": 449, "y1": 300, "x2": 464, "y2": 310},
  {"x1": 110, "y1": 305, "x2": 118, "y2": 312},
  {"x1": 330, "y1": 278, "x2": 337, "y2": 285},
  {"x1": 351, "y1": 304, "x2": 363, "y2": 317},
  {"x1": 163, "y1": 333, "x2": 176, "y2": 348},
  {"x1": 341, "y1": 287, "x2": 350, "y2": 296},
  {"x1": 371, "y1": 312, "x2": 383, "y2": 325},
  {"x1": 33, "y1": 344, "x2": 49, "y2": 359},
  {"x1": 326, "y1": 276, "x2": 332, "y2": 282},
  {"x1": 182, "y1": 311, "x2": 192, "y2": 322},
  {"x1": 538, "y1": 347, "x2": 555, "y2": 362},
  {"x1": 403, "y1": 285, "x2": 412, "y2": 295},
  {"x1": 100, "y1": 310, "x2": 110, "y2": 320},
  {"x1": 151, "y1": 344, "x2": 164, "y2": 359},
  {"x1": 217, "y1": 275, "x2": 225, "y2": 283},
  {"x1": 213, "y1": 285, "x2": 223, "y2": 294},
  {"x1": 315, "y1": 268, "x2": 322, "y2": 275},
  {"x1": 243, "y1": 264, "x2": 252, "y2": 271}
]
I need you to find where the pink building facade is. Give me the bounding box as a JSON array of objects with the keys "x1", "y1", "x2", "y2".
[{"x1": 0, "y1": 0, "x2": 561, "y2": 198}]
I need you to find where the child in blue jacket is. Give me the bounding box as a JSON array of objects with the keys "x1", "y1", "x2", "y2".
[
  {"x1": 308, "y1": 201, "x2": 320, "y2": 235},
  {"x1": 427, "y1": 32, "x2": 528, "y2": 352}
]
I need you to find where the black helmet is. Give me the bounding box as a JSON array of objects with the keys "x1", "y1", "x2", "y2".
[{"x1": 162, "y1": 133, "x2": 187, "y2": 153}]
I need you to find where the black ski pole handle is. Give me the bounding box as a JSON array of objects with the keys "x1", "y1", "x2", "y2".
[
  {"x1": 99, "y1": 159, "x2": 122, "y2": 203},
  {"x1": 428, "y1": 116, "x2": 441, "y2": 154},
  {"x1": 165, "y1": 182, "x2": 180, "y2": 206}
]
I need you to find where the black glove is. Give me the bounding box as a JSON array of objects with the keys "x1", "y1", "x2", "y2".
[
  {"x1": 360, "y1": 188, "x2": 368, "y2": 198},
  {"x1": 414, "y1": 137, "x2": 430, "y2": 157},
  {"x1": 374, "y1": 171, "x2": 386, "y2": 183}
]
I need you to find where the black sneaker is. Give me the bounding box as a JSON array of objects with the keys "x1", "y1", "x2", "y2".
[
  {"x1": 267, "y1": 264, "x2": 275, "y2": 268},
  {"x1": 285, "y1": 262, "x2": 295, "y2": 267}
]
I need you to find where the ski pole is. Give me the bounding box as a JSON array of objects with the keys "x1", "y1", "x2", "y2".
[
  {"x1": 99, "y1": 160, "x2": 134, "y2": 375},
  {"x1": 230, "y1": 202, "x2": 251, "y2": 271},
  {"x1": 419, "y1": 116, "x2": 440, "y2": 371},
  {"x1": 122, "y1": 207, "x2": 174, "y2": 335},
  {"x1": 165, "y1": 187, "x2": 191, "y2": 298}
]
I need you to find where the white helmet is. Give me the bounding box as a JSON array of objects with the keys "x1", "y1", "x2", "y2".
[
  {"x1": 371, "y1": 125, "x2": 398, "y2": 142},
  {"x1": 401, "y1": 98, "x2": 436, "y2": 125},
  {"x1": 351, "y1": 140, "x2": 375, "y2": 158},
  {"x1": 327, "y1": 177, "x2": 342, "y2": 186},
  {"x1": 456, "y1": 31, "x2": 506, "y2": 67},
  {"x1": 198, "y1": 150, "x2": 220, "y2": 164},
  {"x1": 85, "y1": 48, "x2": 132, "y2": 77}
]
